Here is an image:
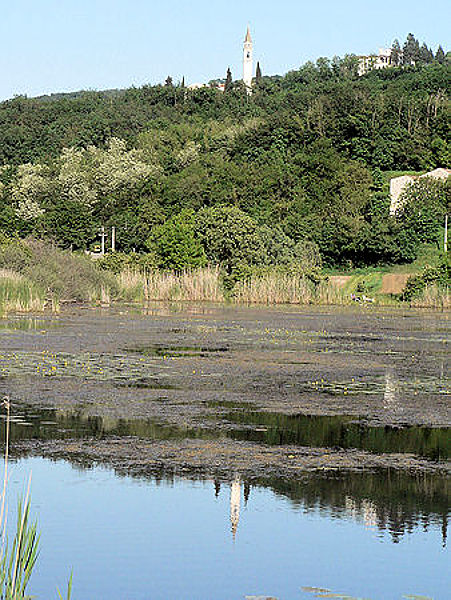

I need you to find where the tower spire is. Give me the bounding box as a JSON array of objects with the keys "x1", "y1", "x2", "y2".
[{"x1": 243, "y1": 26, "x2": 253, "y2": 91}]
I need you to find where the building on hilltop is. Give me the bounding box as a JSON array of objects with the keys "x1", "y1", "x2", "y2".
[
  {"x1": 389, "y1": 168, "x2": 451, "y2": 215},
  {"x1": 243, "y1": 26, "x2": 253, "y2": 90},
  {"x1": 357, "y1": 48, "x2": 392, "y2": 76},
  {"x1": 187, "y1": 27, "x2": 259, "y2": 92},
  {"x1": 187, "y1": 80, "x2": 226, "y2": 92}
]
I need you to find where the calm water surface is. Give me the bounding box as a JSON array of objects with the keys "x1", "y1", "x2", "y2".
[
  {"x1": 1, "y1": 306, "x2": 450, "y2": 599},
  {"x1": 5, "y1": 456, "x2": 449, "y2": 600},
  {"x1": 3, "y1": 403, "x2": 450, "y2": 460}
]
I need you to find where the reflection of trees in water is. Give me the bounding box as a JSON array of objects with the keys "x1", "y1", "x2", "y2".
[
  {"x1": 3, "y1": 405, "x2": 221, "y2": 444},
  {"x1": 204, "y1": 470, "x2": 448, "y2": 547},
  {"x1": 225, "y1": 405, "x2": 449, "y2": 460},
  {"x1": 11, "y1": 443, "x2": 448, "y2": 547},
  {"x1": 7, "y1": 405, "x2": 449, "y2": 546},
  {"x1": 5, "y1": 403, "x2": 449, "y2": 460},
  {"x1": 261, "y1": 470, "x2": 449, "y2": 547}
]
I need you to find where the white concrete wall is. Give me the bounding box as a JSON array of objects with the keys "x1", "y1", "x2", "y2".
[
  {"x1": 390, "y1": 169, "x2": 450, "y2": 215},
  {"x1": 389, "y1": 175, "x2": 415, "y2": 215}
]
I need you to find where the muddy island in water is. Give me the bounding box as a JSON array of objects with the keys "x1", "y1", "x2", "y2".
[{"x1": 0, "y1": 303, "x2": 448, "y2": 483}]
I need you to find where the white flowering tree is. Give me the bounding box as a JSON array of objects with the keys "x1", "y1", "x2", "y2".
[
  {"x1": 57, "y1": 147, "x2": 97, "y2": 207},
  {"x1": 7, "y1": 137, "x2": 161, "y2": 248},
  {"x1": 87, "y1": 137, "x2": 161, "y2": 197},
  {"x1": 12, "y1": 164, "x2": 47, "y2": 221}
]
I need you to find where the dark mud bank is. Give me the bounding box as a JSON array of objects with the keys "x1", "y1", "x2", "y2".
[{"x1": 1, "y1": 304, "x2": 450, "y2": 479}]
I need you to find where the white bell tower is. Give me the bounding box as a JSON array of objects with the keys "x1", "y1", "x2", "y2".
[{"x1": 243, "y1": 26, "x2": 253, "y2": 90}]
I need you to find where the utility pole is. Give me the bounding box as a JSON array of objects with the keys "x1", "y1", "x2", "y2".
[
  {"x1": 111, "y1": 226, "x2": 116, "y2": 252},
  {"x1": 445, "y1": 214, "x2": 448, "y2": 254},
  {"x1": 100, "y1": 226, "x2": 106, "y2": 256}
]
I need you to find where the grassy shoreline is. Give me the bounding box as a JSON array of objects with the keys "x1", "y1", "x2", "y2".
[
  {"x1": 2, "y1": 268, "x2": 448, "y2": 313},
  {"x1": 0, "y1": 240, "x2": 448, "y2": 314}
]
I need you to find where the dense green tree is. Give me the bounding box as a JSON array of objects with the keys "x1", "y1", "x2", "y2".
[
  {"x1": 196, "y1": 205, "x2": 265, "y2": 276},
  {"x1": 419, "y1": 43, "x2": 434, "y2": 64},
  {"x1": 435, "y1": 45, "x2": 445, "y2": 64},
  {"x1": 255, "y1": 62, "x2": 262, "y2": 84},
  {"x1": 258, "y1": 225, "x2": 296, "y2": 265},
  {"x1": 390, "y1": 39, "x2": 402, "y2": 66},
  {"x1": 403, "y1": 33, "x2": 420, "y2": 65},
  {"x1": 40, "y1": 197, "x2": 96, "y2": 250},
  {"x1": 106, "y1": 197, "x2": 165, "y2": 253},
  {"x1": 397, "y1": 178, "x2": 449, "y2": 246},
  {"x1": 225, "y1": 68, "x2": 233, "y2": 93},
  {"x1": 146, "y1": 211, "x2": 206, "y2": 270}
]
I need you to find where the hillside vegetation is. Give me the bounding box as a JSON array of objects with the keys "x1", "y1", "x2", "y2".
[{"x1": 0, "y1": 52, "x2": 449, "y2": 276}]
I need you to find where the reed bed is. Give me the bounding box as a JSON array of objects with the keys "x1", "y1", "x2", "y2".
[
  {"x1": 0, "y1": 270, "x2": 46, "y2": 313},
  {"x1": 409, "y1": 285, "x2": 450, "y2": 309},
  {"x1": 232, "y1": 273, "x2": 350, "y2": 305},
  {"x1": 232, "y1": 273, "x2": 313, "y2": 304},
  {"x1": 118, "y1": 266, "x2": 224, "y2": 302},
  {"x1": 314, "y1": 280, "x2": 350, "y2": 305},
  {"x1": 116, "y1": 267, "x2": 450, "y2": 308},
  {"x1": 117, "y1": 269, "x2": 146, "y2": 302},
  {"x1": 87, "y1": 284, "x2": 112, "y2": 306}
]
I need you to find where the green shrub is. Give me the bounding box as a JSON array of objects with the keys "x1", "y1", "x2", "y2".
[
  {"x1": 402, "y1": 256, "x2": 450, "y2": 301},
  {"x1": 0, "y1": 238, "x2": 117, "y2": 303},
  {"x1": 196, "y1": 205, "x2": 265, "y2": 276},
  {"x1": 146, "y1": 211, "x2": 206, "y2": 270}
]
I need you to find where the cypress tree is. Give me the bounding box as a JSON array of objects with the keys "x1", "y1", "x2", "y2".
[
  {"x1": 256, "y1": 61, "x2": 262, "y2": 84},
  {"x1": 225, "y1": 68, "x2": 232, "y2": 92},
  {"x1": 403, "y1": 33, "x2": 420, "y2": 65},
  {"x1": 390, "y1": 39, "x2": 402, "y2": 66},
  {"x1": 419, "y1": 43, "x2": 434, "y2": 64},
  {"x1": 435, "y1": 45, "x2": 445, "y2": 64}
]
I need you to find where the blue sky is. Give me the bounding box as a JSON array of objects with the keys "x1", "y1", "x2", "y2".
[{"x1": 1, "y1": 0, "x2": 449, "y2": 100}]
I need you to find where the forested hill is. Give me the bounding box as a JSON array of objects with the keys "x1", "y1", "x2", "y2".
[
  {"x1": 1, "y1": 61, "x2": 449, "y2": 169},
  {"x1": 0, "y1": 58, "x2": 449, "y2": 268}
]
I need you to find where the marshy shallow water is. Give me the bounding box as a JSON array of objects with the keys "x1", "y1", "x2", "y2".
[
  {"x1": 0, "y1": 303, "x2": 450, "y2": 598},
  {"x1": 3, "y1": 402, "x2": 450, "y2": 461}
]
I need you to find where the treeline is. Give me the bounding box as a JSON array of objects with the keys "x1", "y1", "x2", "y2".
[
  {"x1": 389, "y1": 33, "x2": 446, "y2": 67},
  {"x1": 0, "y1": 45, "x2": 449, "y2": 270}
]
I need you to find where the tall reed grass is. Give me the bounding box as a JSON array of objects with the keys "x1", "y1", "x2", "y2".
[
  {"x1": 115, "y1": 266, "x2": 448, "y2": 308},
  {"x1": 232, "y1": 273, "x2": 350, "y2": 305},
  {"x1": 409, "y1": 284, "x2": 450, "y2": 309},
  {"x1": 118, "y1": 266, "x2": 224, "y2": 302},
  {"x1": 0, "y1": 270, "x2": 46, "y2": 314},
  {"x1": 116, "y1": 267, "x2": 354, "y2": 306}
]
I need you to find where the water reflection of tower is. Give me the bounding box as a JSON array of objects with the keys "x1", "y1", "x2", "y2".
[
  {"x1": 345, "y1": 496, "x2": 377, "y2": 529},
  {"x1": 383, "y1": 370, "x2": 398, "y2": 409},
  {"x1": 230, "y1": 474, "x2": 241, "y2": 539}
]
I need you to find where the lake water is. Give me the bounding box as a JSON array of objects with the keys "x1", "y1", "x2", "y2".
[
  {"x1": 0, "y1": 305, "x2": 450, "y2": 599},
  {"x1": 4, "y1": 455, "x2": 449, "y2": 600}
]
